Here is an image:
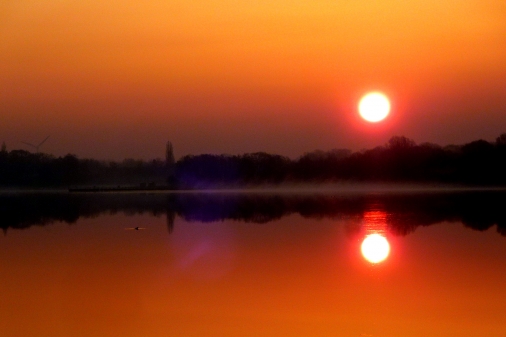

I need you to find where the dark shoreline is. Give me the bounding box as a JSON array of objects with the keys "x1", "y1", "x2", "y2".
[
  {"x1": 56, "y1": 182, "x2": 506, "y2": 194},
  {"x1": 68, "y1": 185, "x2": 176, "y2": 192}
]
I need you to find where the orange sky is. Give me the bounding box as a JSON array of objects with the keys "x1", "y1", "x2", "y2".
[{"x1": 1, "y1": 1, "x2": 506, "y2": 159}]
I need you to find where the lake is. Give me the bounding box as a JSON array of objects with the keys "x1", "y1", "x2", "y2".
[{"x1": 2, "y1": 188, "x2": 506, "y2": 336}]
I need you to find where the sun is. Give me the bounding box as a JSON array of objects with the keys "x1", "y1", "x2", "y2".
[
  {"x1": 361, "y1": 234, "x2": 390, "y2": 264},
  {"x1": 358, "y1": 92, "x2": 391, "y2": 122}
]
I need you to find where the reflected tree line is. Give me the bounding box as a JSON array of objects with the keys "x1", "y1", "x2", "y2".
[
  {"x1": 2, "y1": 191, "x2": 506, "y2": 236},
  {"x1": 1, "y1": 135, "x2": 506, "y2": 187}
]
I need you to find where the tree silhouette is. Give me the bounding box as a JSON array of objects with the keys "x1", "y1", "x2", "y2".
[
  {"x1": 387, "y1": 136, "x2": 416, "y2": 150},
  {"x1": 1, "y1": 133, "x2": 506, "y2": 188},
  {"x1": 496, "y1": 133, "x2": 506, "y2": 146}
]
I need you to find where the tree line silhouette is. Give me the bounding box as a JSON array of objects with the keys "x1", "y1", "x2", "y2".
[
  {"x1": 1, "y1": 134, "x2": 506, "y2": 187},
  {"x1": 2, "y1": 191, "x2": 506, "y2": 236},
  {"x1": 176, "y1": 134, "x2": 506, "y2": 187}
]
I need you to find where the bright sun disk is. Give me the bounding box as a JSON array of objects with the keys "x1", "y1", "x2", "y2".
[{"x1": 358, "y1": 92, "x2": 390, "y2": 122}]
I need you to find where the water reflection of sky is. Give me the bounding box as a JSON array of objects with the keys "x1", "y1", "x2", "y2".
[{"x1": 2, "y1": 191, "x2": 506, "y2": 336}]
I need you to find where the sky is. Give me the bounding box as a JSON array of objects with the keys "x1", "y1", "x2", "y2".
[{"x1": 1, "y1": 0, "x2": 506, "y2": 160}]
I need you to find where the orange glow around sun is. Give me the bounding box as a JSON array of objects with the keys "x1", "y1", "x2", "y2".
[{"x1": 358, "y1": 92, "x2": 391, "y2": 123}]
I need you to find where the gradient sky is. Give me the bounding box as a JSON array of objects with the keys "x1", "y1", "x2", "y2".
[{"x1": 1, "y1": 1, "x2": 506, "y2": 160}]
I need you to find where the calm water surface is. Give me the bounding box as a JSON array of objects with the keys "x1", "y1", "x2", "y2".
[{"x1": 1, "y1": 190, "x2": 506, "y2": 336}]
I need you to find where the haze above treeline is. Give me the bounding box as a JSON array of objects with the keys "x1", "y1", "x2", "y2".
[{"x1": 1, "y1": 134, "x2": 506, "y2": 188}]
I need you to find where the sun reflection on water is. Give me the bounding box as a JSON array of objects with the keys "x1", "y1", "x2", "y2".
[
  {"x1": 362, "y1": 210, "x2": 388, "y2": 234},
  {"x1": 361, "y1": 233, "x2": 390, "y2": 264},
  {"x1": 360, "y1": 210, "x2": 391, "y2": 264}
]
